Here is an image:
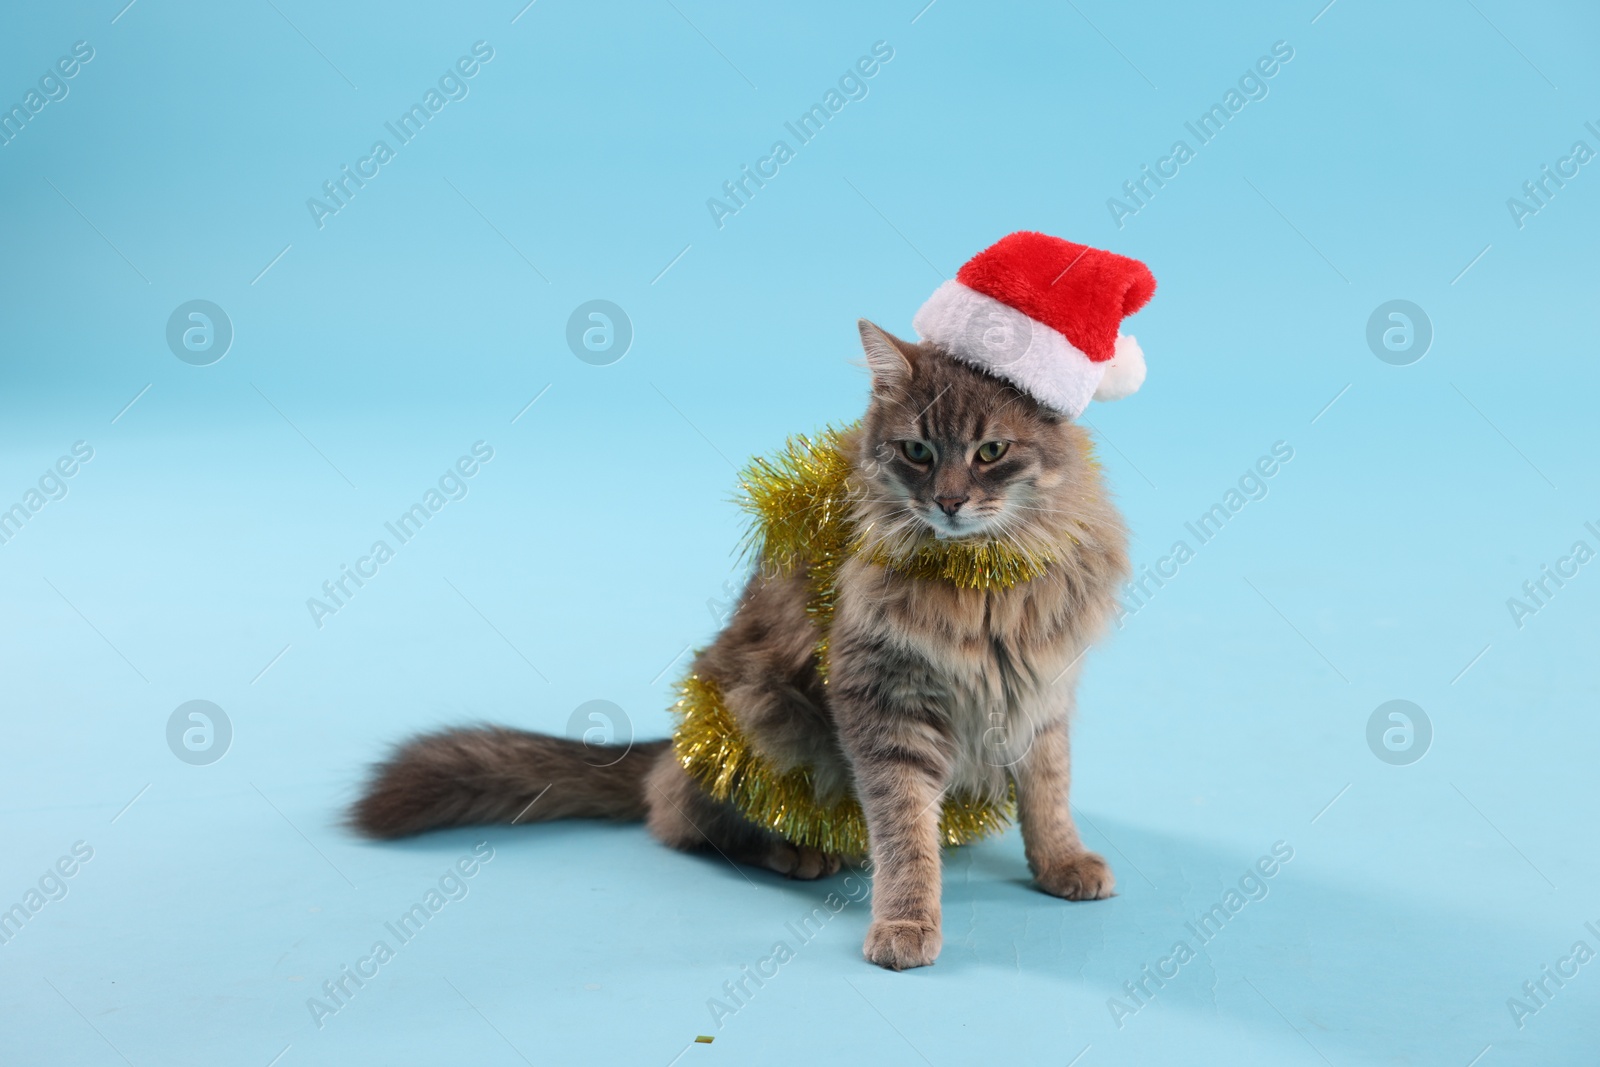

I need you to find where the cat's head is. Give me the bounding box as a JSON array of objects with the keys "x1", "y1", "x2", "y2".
[{"x1": 853, "y1": 319, "x2": 1092, "y2": 550}]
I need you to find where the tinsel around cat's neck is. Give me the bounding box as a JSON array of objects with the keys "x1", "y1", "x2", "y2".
[
  {"x1": 669, "y1": 422, "x2": 1077, "y2": 855},
  {"x1": 736, "y1": 421, "x2": 1065, "y2": 594}
]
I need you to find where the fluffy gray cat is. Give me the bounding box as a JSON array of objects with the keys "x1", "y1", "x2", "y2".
[{"x1": 352, "y1": 318, "x2": 1130, "y2": 970}]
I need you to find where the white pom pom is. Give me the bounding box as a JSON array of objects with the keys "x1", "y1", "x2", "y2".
[{"x1": 1093, "y1": 334, "x2": 1146, "y2": 402}]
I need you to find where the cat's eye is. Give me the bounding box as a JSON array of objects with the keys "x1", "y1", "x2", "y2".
[
  {"x1": 901, "y1": 440, "x2": 934, "y2": 463},
  {"x1": 975, "y1": 441, "x2": 1009, "y2": 463}
]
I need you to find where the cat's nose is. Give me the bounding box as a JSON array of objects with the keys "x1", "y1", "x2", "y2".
[{"x1": 935, "y1": 494, "x2": 968, "y2": 516}]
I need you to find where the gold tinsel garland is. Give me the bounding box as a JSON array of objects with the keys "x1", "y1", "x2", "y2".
[
  {"x1": 672, "y1": 672, "x2": 1016, "y2": 857},
  {"x1": 670, "y1": 423, "x2": 1054, "y2": 856}
]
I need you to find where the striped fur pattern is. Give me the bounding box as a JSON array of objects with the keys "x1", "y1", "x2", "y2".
[{"x1": 351, "y1": 320, "x2": 1129, "y2": 969}]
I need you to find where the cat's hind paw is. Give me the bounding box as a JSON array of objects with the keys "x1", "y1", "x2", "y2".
[{"x1": 762, "y1": 842, "x2": 842, "y2": 880}]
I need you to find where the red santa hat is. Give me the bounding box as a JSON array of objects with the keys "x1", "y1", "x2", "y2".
[{"x1": 912, "y1": 232, "x2": 1156, "y2": 418}]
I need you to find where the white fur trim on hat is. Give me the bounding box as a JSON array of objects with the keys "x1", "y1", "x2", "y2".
[
  {"x1": 1093, "y1": 333, "x2": 1145, "y2": 402},
  {"x1": 913, "y1": 280, "x2": 1124, "y2": 418}
]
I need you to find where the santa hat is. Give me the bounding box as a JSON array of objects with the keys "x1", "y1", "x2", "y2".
[{"x1": 912, "y1": 232, "x2": 1156, "y2": 418}]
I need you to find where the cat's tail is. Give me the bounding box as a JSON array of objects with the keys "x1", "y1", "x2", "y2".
[{"x1": 349, "y1": 727, "x2": 670, "y2": 839}]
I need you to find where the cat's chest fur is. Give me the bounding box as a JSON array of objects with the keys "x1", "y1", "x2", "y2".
[{"x1": 835, "y1": 562, "x2": 1095, "y2": 799}]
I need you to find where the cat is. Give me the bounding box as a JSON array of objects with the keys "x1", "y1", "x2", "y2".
[{"x1": 351, "y1": 319, "x2": 1130, "y2": 970}]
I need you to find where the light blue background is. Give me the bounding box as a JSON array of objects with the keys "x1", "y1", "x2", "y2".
[{"x1": 3, "y1": 1, "x2": 1597, "y2": 1063}]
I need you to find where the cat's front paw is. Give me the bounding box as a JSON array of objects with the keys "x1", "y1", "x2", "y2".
[
  {"x1": 1036, "y1": 851, "x2": 1115, "y2": 900},
  {"x1": 863, "y1": 918, "x2": 941, "y2": 970}
]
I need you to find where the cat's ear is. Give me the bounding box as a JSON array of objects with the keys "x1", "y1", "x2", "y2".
[{"x1": 858, "y1": 319, "x2": 914, "y2": 391}]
